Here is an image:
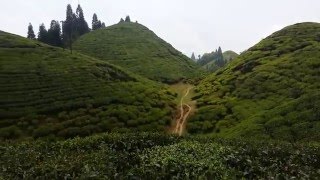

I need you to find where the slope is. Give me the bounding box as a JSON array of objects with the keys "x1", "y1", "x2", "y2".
[
  {"x1": 0, "y1": 31, "x2": 176, "y2": 139},
  {"x1": 188, "y1": 22, "x2": 320, "y2": 142},
  {"x1": 223, "y1": 50, "x2": 239, "y2": 62},
  {"x1": 73, "y1": 22, "x2": 202, "y2": 83},
  {"x1": 200, "y1": 50, "x2": 239, "y2": 72}
]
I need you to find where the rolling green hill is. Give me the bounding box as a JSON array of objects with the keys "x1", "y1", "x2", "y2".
[
  {"x1": 73, "y1": 22, "x2": 202, "y2": 83},
  {"x1": 200, "y1": 50, "x2": 239, "y2": 72},
  {"x1": 188, "y1": 22, "x2": 320, "y2": 142},
  {"x1": 0, "y1": 31, "x2": 177, "y2": 139},
  {"x1": 223, "y1": 50, "x2": 239, "y2": 62}
]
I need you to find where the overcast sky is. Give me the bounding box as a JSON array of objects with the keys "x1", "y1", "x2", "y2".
[{"x1": 0, "y1": 0, "x2": 319, "y2": 56}]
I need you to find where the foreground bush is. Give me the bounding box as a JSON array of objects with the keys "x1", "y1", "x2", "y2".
[{"x1": 1, "y1": 133, "x2": 319, "y2": 179}]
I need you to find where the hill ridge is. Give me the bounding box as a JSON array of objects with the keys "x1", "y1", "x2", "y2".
[
  {"x1": 74, "y1": 22, "x2": 202, "y2": 83},
  {"x1": 188, "y1": 22, "x2": 320, "y2": 142}
]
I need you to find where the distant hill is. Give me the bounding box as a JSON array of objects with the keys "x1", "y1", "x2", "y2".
[
  {"x1": 199, "y1": 50, "x2": 239, "y2": 72},
  {"x1": 188, "y1": 22, "x2": 320, "y2": 142},
  {"x1": 0, "y1": 31, "x2": 176, "y2": 139},
  {"x1": 73, "y1": 22, "x2": 202, "y2": 83},
  {"x1": 223, "y1": 51, "x2": 239, "y2": 62}
]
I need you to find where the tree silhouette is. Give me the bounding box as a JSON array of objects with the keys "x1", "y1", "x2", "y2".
[
  {"x1": 47, "y1": 20, "x2": 62, "y2": 47},
  {"x1": 62, "y1": 4, "x2": 75, "y2": 53},
  {"x1": 37, "y1": 23, "x2": 48, "y2": 43},
  {"x1": 76, "y1": 4, "x2": 90, "y2": 35},
  {"x1": 27, "y1": 23, "x2": 36, "y2": 40},
  {"x1": 125, "y1": 15, "x2": 131, "y2": 22}
]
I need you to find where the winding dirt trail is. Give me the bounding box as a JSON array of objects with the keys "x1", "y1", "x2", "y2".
[{"x1": 174, "y1": 87, "x2": 193, "y2": 136}]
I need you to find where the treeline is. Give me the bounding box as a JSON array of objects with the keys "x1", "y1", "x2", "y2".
[
  {"x1": 196, "y1": 47, "x2": 225, "y2": 67},
  {"x1": 27, "y1": 4, "x2": 106, "y2": 52}
]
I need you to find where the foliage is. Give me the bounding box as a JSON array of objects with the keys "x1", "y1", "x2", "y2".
[
  {"x1": 0, "y1": 31, "x2": 176, "y2": 140},
  {"x1": 47, "y1": 20, "x2": 63, "y2": 47},
  {"x1": 76, "y1": 4, "x2": 90, "y2": 35},
  {"x1": 125, "y1": 15, "x2": 131, "y2": 22},
  {"x1": 37, "y1": 23, "x2": 48, "y2": 43},
  {"x1": 1, "y1": 133, "x2": 319, "y2": 179},
  {"x1": 198, "y1": 48, "x2": 238, "y2": 72},
  {"x1": 191, "y1": 52, "x2": 196, "y2": 61},
  {"x1": 92, "y1": 13, "x2": 104, "y2": 30},
  {"x1": 190, "y1": 22, "x2": 320, "y2": 142},
  {"x1": 27, "y1": 23, "x2": 35, "y2": 40},
  {"x1": 73, "y1": 22, "x2": 203, "y2": 83}
]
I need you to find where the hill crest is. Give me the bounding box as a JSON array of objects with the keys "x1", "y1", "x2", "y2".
[{"x1": 74, "y1": 22, "x2": 202, "y2": 83}]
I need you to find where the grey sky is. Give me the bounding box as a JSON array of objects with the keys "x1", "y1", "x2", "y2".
[{"x1": 1, "y1": 0, "x2": 319, "y2": 56}]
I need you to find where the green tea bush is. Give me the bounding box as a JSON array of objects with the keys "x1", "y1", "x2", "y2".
[{"x1": 1, "y1": 133, "x2": 319, "y2": 179}]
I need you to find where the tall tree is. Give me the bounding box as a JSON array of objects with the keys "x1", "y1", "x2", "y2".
[
  {"x1": 76, "y1": 4, "x2": 90, "y2": 35},
  {"x1": 27, "y1": 23, "x2": 36, "y2": 40},
  {"x1": 191, "y1": 52, "x2": 196, "y2": 61},
  {"x1": 215, "y1": 47, "x2": 225, "y2": 67},
  {"x1": 125, "y1": 15, "x2": 131, "y2": 22},
  {"x1": 92, "y1": 13, "x2": 101, "y2": 30},
  {"x1": 47, "y1": 20, "x2": 62, "y2": 47},
  {"x1": 62, "y1": 4, "x2": 75, "y2": 53},
  {"x1": 37, "y1": 23, "x2": 48, "y2": 43}
]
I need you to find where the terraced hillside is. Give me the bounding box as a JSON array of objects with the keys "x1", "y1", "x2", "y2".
[
  {"x1": 73, "y1": 22, "x2": 202, "y2": 83},
  {"x1": 188, "y1": 22, "x2": 320, "y2": 142},
  {"x1": 0, "y1": 31, "x2": 176, "y2": 139}
]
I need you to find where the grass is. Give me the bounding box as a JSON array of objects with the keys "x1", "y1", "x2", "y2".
[
  {"x1": 168, "y1": 83, "x2": 195, "y2": 104},
  {"x1": 188, "y1": 22, "x2": 320, "y2": 142},
  {"x1": 73, "y1": 22, "x2": 204, "y2": 83},
  {"x1": 0, "y1": 31, "x2": 177, "y2": 140}
]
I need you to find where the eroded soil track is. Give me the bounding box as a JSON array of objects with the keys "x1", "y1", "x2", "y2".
[{"x1": 173, "y1": 87, "x2": 193, "y2": 136}]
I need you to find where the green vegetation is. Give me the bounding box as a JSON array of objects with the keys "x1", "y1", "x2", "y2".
[
  {"x1": 1, "y1": 133, "x2": 319, "y2": 179},
  {"x1": 223, "y1": 50, "x2": 239, "y2": 62},
  {"x1": 169, "y1": 83, "x2": 195, "y2": 105},
  {"x1": 73, "y1": 22, "x2": 202, "y2": 83},
  {"x1": 198, "y1": 48, "x2": 238, "y2": 72},
  {"x1": 189, "y1": 22, "x2": 320, "y2": 142},
  {"x1": 0, "y1": 31, "x2": 176, "y2": 140}
]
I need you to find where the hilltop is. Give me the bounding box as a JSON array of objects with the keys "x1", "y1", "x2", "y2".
[
  {"x1": 223, "y1": 51, "x2": 239, "y2": 62},
  {"x1": 199, "y1": 50, "x2": 239, "y2": 72},
  {"x1": 0, "y1": 31, "x2": 177, "y2": 139},
  {"x1": 188, "y1": 22, "x2": 320, "y2": 142},
  {"x1": 73, "y1": 22, "x2": 202, "y2": 83}
]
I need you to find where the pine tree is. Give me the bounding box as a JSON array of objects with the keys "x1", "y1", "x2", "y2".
[
  {"x1": 101, "y1": 22, "x2": 106, "y2": 28},
  {"x1": 191, "y1": 52, "x2": 196, "y2": 61},
  {"x1": 27, "y1": 23, "x2": 36, "y2": 40},
  {"x1": 37, "y1": 23, "x2": 48, "y2": 43},
  {"x1": 62, "y1": 4, "x2": 75, "y2": 53},
  {"x1": 92, "y1": 13, "x2": 100, "y2": 30},
  {"x1": 215, "y1": 47, "x2": 225, "y2": 67},
  {"x1": 76, "y1": 4, "x2": 90, "y2": 35},
  {"x1": 125, "y1": 15, "x2": 131, "y2": 22},
  {"x1": 47, "y1": 20, "x2": 62, "y2": 47},
  {"x1": 119, "y1": 18, "x2": 124, "y2": 23}
]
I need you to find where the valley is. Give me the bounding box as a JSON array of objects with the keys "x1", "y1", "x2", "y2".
[{"x1": 0, "y1": 2, "x2": 319, "y2": 178}]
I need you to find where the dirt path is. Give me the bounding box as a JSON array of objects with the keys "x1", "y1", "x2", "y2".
[{"x1": 174, "y1": 87, "x2": 193, "y2": 136}]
